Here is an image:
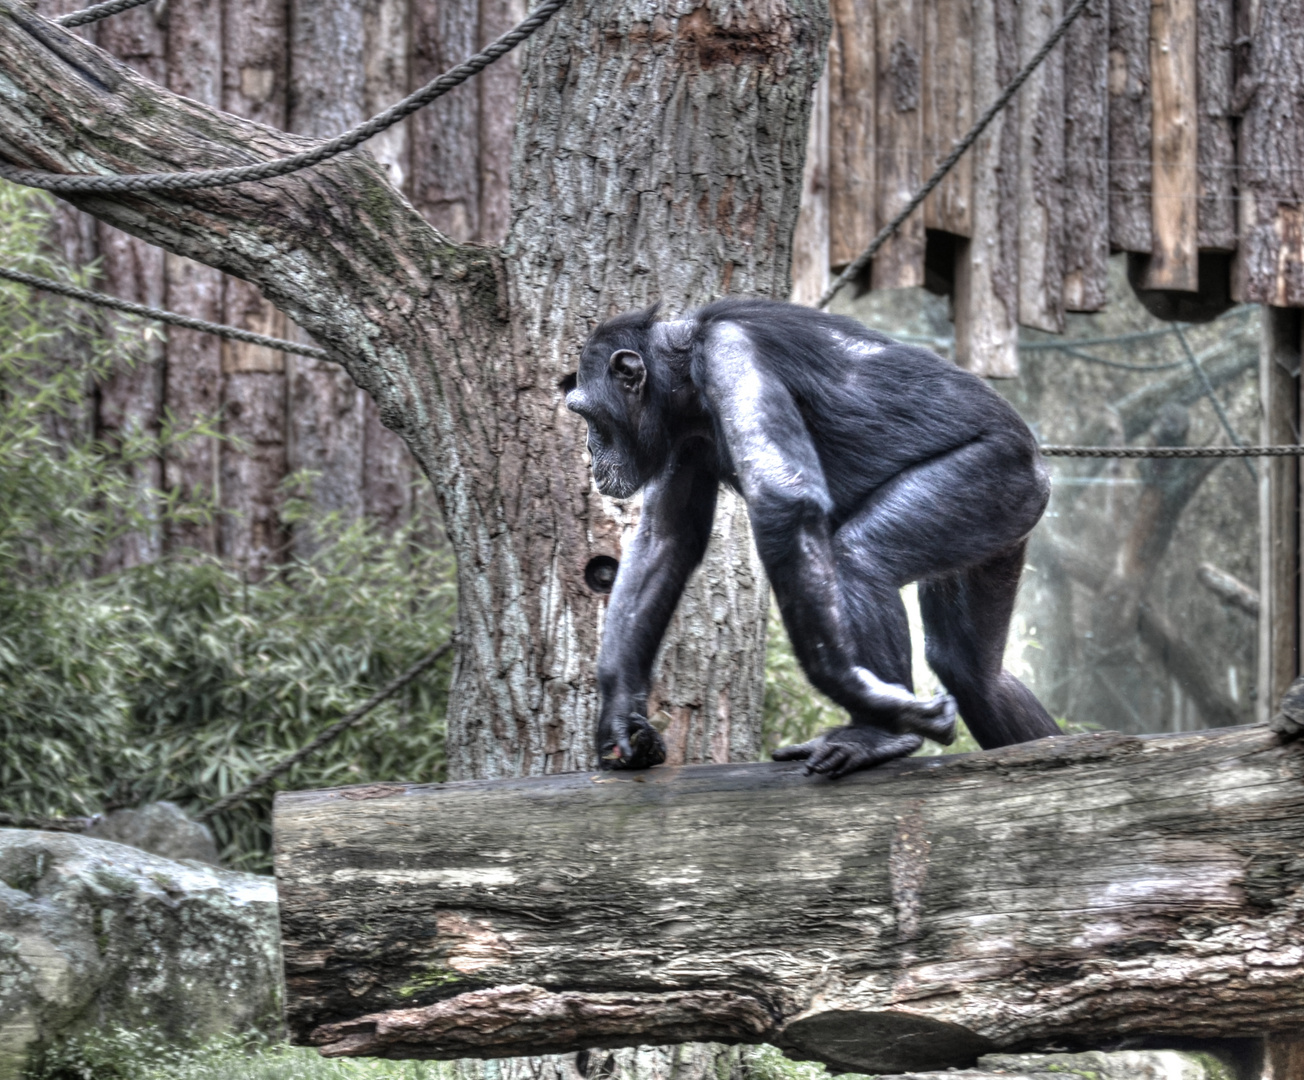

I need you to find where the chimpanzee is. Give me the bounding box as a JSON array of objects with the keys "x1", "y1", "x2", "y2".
[{"x1": 565, "y1": 299, "x2": 1060, "y2": 777}]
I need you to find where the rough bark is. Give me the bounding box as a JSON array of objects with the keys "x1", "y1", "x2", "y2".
[
  {"x1": 1195, "y1": 0, "x2": 1235, "y2": 251},
  {"x1": 478, "y1": 0, "x2": 525, "y2": 245},
  {"x1": 827, "y1": 0, "x2": 874, "y2": 270},
  {"x1": 1017, "y1": 0, "x2": 1065, "y2": 332},
  {"x1": 274, "y1": 726, "x2": 1304, "y2": 1066},
  {"x1": 873, "y1": 0, "x2": 925, "y2": 289},
  {"x1": 1061, "y1": 0, "x2": 1109, "y2": 312},
  {"x1": 1231, "y1": 0, "x2": 1304, "y2": 307},
  {"x1": 922, "y1": 0, "x2": 972, "y2": 237},
  {"x1": 1142, "y1": 0, "x2": 1199, "y2": 291},
  {"x1": 954, "y1": 0, "x2": 1019, "y2": 376},
  {"x1": 1108, "y1": 0, "x2": 1152, "y2": 253}
]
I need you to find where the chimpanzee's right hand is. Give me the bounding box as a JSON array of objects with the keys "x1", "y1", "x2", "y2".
[{"x1": 597, "y1": 711, "x2": 667, "y2": 770}]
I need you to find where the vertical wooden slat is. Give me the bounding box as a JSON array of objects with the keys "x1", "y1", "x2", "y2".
[
  {"x1": 222, "y1": 0, "x2": 290, "y2": 568},
  {"x1": 478, "y1": 0, "x2": 525, "y2": 245},
  {"x1": 1196, "y1": 0, "x2": 1236, "y2": 251},
  {"x1": 791, "y1": 68, "x2": 830, "y2": 307},
  {"x1": 873, "y1": 0, "x2": 925, "y2": 290},
  {"x1": 1142, "y1": 0, "x2": 1199, "y2": 291},
  {"x1": 955, "y1": 0, "x2": 1019, "y2": 377},
  {"x1": 163, "y1": 0, "x2": 223, "y2": 553},
  {"x1": 410, "y1": 0, "x2": 481, "y2": 240},
  {"x1": 1265, "y1": 1036, "x2": 1304, "y2": 1080},
  {"x1": 923, "y1": 0, "x2": 973, "y2": 237},
  {"x1": 287, "y1": 0, "x2": 368, "y2": 537},
  {"x1": 363, "y1": 0, "x2": 412, "y2": 193},
  {"x1": 1062, "y1": 0, "x2": 1110, "y2": 312},
  {"x1": 828, "y1": 0, "x2": 875, "y2": 270},
  {"x1": 1232, "y1": 0, "x2": 1304, "y2": 307},
  {"x1": 96, "y1": 3, "x2": 167, "y2": 569},
  {"x1": 361, "y1": 0, "x2": 417, "y2": 529},
  {"x1": 1258, "y1": 308, "x2": 1301, "y2": 724},
  {"x1": 1108, "y1": 0, "x2": 1152, "y2": 252},
  {"x1": 1017, "y1": 0, "x2": 1066, "y2": 332}
]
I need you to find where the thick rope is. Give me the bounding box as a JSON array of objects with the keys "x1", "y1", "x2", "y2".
[
  {"x1": 1040, "y1": 445, "x2": 1304, "y2": 458},
  {"x1": 56, "y1": 0, "x2": 155, "y2": 28},
  {"x1": 818, "y1": 0, "x2": 1091, "y2": 309},
  {"x1": 0, "y1": 265, "x2": 328, "y2": 358},
  {"x1": 194, "y1": 640, "x2": 453, "y2": 822},
  {"x1": 1, "y1": 0, "x2": 567, "y2": 193}
]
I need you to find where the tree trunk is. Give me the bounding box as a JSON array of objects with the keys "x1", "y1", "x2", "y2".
[
  {"x1": 0, "y1": 6, "x2": 820, "y2": 1079},
  {"x1": 274, "y1": 725, "x2": 1304, "y2": 1068}
]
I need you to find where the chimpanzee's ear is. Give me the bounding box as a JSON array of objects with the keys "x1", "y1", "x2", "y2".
[{"x1": 608, "y1": 349, "x2": 646, "y2": 395}]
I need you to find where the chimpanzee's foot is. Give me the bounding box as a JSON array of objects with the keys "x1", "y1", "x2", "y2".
[
  {"x1": 853, "y1": 667, "x2": 958, "y2": 744},
  {"x1": 598, "y1": 714, "x2": 668, "y2": 770},
  {"x1": 772, "y1": 725, "x2": 924, "y2": 778}
]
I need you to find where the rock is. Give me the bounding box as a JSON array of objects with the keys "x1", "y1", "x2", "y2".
[
  {"x1": 0, "y1": 829, "x2": 281, "y2": 1079},
  {"x1": 876, "y1": 1051, "x2": 1235, "y2": 1080},
  {"x1": 84, "y1": 801, "x2": 221, "y2": 866}
]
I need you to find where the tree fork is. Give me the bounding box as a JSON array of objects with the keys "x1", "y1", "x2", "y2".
[{"x1": 274, "y1": 725, "x2": 1304, "y2": 1068}]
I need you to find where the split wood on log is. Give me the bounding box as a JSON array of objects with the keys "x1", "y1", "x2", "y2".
[{"x1": 275, "y1": 726, "x2": 1304, "y2": 1067}]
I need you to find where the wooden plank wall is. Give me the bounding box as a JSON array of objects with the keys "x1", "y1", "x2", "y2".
[
  {"x1": 791, "y1": 0, "x2": 1304, "y2": 377},
  {"x1": 30, "y1": 0, "x2": 519, "y2": 569}
]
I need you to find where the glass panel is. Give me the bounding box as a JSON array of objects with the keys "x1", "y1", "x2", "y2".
[{"x1": 808, "y1": 255, "x2": 1261, "y2": 745}]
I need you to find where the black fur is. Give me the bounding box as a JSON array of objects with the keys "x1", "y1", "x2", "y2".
[{"x1": 568, "y1": 298, "x2": 1059, "y2": 776}]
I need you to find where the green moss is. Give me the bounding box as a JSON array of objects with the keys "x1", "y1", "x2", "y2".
[{"x1": 395, "y1": 966, "x2": 463, "y2": 998}]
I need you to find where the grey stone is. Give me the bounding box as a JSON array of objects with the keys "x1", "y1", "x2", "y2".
[
  {"x1": 0, "y1": 828, "x2": 282, "y2": 1079},
  {"x1": 84, "y1": 801, "x2": 221, "y2": 866},
  {"x1": 878, "y1": 1051, "x2": 1235, "y2": 1080}
]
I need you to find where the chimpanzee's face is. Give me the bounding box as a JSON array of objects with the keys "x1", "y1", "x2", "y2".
[{"x1": 566, "y1": 324, "x2": 657, "y2": 500}]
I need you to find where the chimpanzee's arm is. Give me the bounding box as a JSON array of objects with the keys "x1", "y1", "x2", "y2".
[
  {"x1": 595, "y1": 441, "x2": 718, "y2": 768},
  {"x1": 700, "y1": 322, "x2": 954, "y2": 744}
]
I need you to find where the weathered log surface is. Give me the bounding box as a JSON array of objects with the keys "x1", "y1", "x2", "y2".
[{"x1": 275, "y1": 726, "x2": 1304, "y2": 1066}]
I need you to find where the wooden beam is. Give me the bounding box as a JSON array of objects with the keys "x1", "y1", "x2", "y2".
[
  {"x1": 1142, "y1": 0, "x2": 1199, "y2": 291},
  {"x1": 791, "y1": 68, "x2": 830, "y2": 306},
  {"x1": 827, "y1": 0, "x2": 875, "y2": 271},
  {"x1": 873, "y1": 0, "x2": 925, "y2": 290},
  {"x1": 923, "y1": 0, "x2": 972, "y2": 238},
  {"x1": 1016, "y1": 0, "x2": 1065, "y2": 332},
  {"x1": 276, "y1": 727, "x2": 1304, "y2": 1065},
  {"x1": 954, "y1": 0, "x2": 1019, "y2": 377},
  {"x1": 1109, "y1": 0, "x2": 1153, "y2": 254},
  {"x1": 1195, "y1": 0, "x2": 1236, "y2": 252},
  {"x1": 1259, "y1": 308, "x2": 1302, "y2": 723},
  {"x1": 1061, "y1": 0, "x2": 1109, "y2": 313},
  {"x1": 1231, "y1": 0, "x2": 1304, "y2": 307}
]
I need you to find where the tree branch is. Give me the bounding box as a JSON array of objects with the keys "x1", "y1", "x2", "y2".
[{"x1": 0, "y1": 0, "x2": 506, "y2": 476}]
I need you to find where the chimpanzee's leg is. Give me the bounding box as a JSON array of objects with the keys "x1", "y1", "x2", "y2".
[
  {"x1": 918, "y1": 541, "x2": 1059, "y2": 748},
  {"x1": 773, "y1": 433, "x2": 1052, "y2": 775}
]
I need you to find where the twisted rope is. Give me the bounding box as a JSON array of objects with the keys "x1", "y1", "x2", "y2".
[
  {"x1": 56, "y1": 0, "x2": 155, "y2": 28},
  {"x1": 1040, "y1": 445, "x2": 1304, "y2": 458},
  {"x1": 2, "y1": 0, "x2": 567, "y2": 193},
  {"x1": 818, "y1": 0, "x2": 1091, "y2": 309},
  {"x1": 0, "y1": 265, "x2": 328, "y2": 358}
]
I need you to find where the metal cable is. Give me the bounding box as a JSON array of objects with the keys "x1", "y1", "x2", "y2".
[
  {"x1": 0, "y1": 264, "x2": 329, "y2": 358},
  {"x1": 1040, "y1": 445, "x2": 1304, "y2": 458},
  {"x1": 1174, "y1": 322, "x2": 1255, "y2": 479},
  {"x1": 818, "y1": 0, "x2": 1091, "y2": 308},
  {"x1": 194, "y1": 640, "x2": 454, "y2": 822},
  {"x1": 56, "y1": 0, "x2": 155, "y2": 28},
  {"x1": 1, "y1": 0, "x2": 567, "y2": 193}
]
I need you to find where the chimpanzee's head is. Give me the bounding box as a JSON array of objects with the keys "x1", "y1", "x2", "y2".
[{"x1": 565, "y1": 304, "x2": 673, "y2": 499}]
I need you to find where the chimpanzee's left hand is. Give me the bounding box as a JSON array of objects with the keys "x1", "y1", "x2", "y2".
[{"x1": 598, "y1": 712, "x2": 668, "y2": 770}]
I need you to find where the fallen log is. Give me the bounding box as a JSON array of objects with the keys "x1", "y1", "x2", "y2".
[{"x1": 273, "y1": 726, "x2": 1304, "y2": 1068}]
